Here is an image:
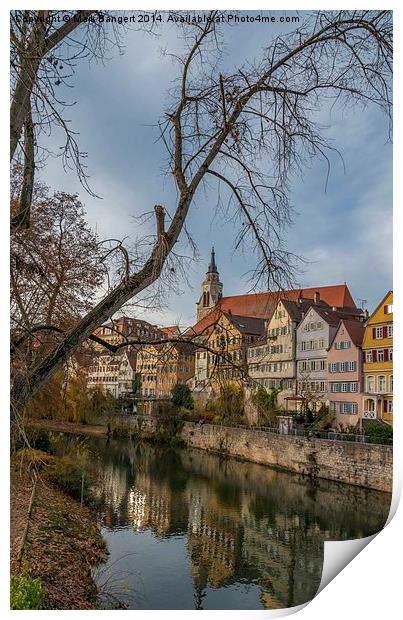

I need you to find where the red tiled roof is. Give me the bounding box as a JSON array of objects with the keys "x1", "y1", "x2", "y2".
[
  {"x1": 160, "y1": 325, "x2": 181, "y2": 338},
  {"x1": 189, "y1": 284, "x2": 356, "y2": 336}
]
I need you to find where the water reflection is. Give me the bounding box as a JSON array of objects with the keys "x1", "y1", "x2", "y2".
[{"x1": 87, "y1": 437, "x2": 390, "y2": 610}]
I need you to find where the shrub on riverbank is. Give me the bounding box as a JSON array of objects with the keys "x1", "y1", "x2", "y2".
[
  {"x1": 216, "y1": 383, "x2": 245, "y2": 425},
  {"x1": 171, "y1": 383, "x2": 194, "y2": 410},
  {"x1": 10, "y1": 575, "x2": 45, "y2": 610},
  {"x1": 45, "y1": 438, "x2": 93, "y2": 502},
  {"x1": 365, "y1": 422, "x2": 393, "y2": 444}
]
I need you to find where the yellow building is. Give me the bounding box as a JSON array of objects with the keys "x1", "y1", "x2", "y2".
[
  {"x1": 362, "y1": 291, "x2": 393, "y2": 425},
  {"x1": 136, "y1": 342, "x2": 195, "y2": 401}
]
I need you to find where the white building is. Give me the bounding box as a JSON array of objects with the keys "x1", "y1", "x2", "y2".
[{"x1": 87, "y1": 349, "x2": 137, "y2": 399}]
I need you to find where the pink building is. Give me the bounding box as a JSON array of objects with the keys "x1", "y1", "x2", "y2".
[{"x1": 327, "y1": 319, "x2": 365, "y2": 430}]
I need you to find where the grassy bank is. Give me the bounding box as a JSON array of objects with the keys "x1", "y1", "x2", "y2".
[
  {"x1": 10, "y1": 451, "x2": 107, "y2": 609},
  {"x1": 29, "y1": 416, "x2": 186, "y2": 448}
]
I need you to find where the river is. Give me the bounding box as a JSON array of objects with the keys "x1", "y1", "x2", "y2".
[{"x1": 83, "y1": 435, "x2": 390, "y2": 610}]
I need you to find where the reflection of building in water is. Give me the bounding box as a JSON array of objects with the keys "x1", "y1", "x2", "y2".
[
  {"x1": 187, "y1": 488, "x2": 242, "y2": 593},
  {"x1": 90, "y1": 441, "x2": 388, "y2": 610},
  {"x1": 92, "y1": 462, "x2": 133, "y2": 529},
  {"x1": 240, "y1": 507, "x2": 323, "y2": 608},
  {"x1": 185, "y1": 482, "x2": 323, "y2": 609},
  {"x1": 127, "y1": 472, "x2": 182, "y2": 535}
]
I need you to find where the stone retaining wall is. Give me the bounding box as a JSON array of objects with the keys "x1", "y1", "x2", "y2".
[{"x1": 130, "y1": 417, "x2": 393, "y2": 493}]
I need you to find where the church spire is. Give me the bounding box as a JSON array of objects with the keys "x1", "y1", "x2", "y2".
[
  {"x1": 196, "y1": 247, "x2": 223, "y2": 321},
  {"x1": 208, "y1": 246, "x2": 218, "y2": 274}
]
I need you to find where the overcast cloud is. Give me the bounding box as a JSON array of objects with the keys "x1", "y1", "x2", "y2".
[{"x1": 38, "y1": 13, "x2": 392, "y2": 327}]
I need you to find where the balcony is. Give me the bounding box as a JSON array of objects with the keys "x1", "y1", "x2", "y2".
[{"x1": 363, "y1": 410, "x2": 377, "y2": 420}]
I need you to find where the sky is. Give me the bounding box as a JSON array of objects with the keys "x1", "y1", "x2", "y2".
[{"x1": 37, "y1": 11, "x2": 393, "y2": 329}]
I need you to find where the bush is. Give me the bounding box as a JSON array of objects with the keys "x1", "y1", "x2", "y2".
[
  {"x1": 216, "y1": 383, "x2": 245, "y2": 425},
  {"x1": 15, "y1": 448, "x2": 54, "y2": 470},
  {"x1": 365, "y1": 422, "x2": 393, "y2": 445},
  {"x1": 251, "y1": 385, "x2": 279, "y2": 424},
  {"x1": 10, "y1": 575, "x2": 45, "y2": 610},
  {"x1": 177, "y1": 407, "x2": 198, "y2": 422},
  {"x1": 44, "y1": 439, "x2": 92, "y2": 501},
  {"x1": 171, "y1": 384, "x2": 194, "y2": 410}
]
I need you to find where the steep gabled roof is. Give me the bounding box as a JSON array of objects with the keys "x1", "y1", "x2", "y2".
[
  {"x1": 328, "y1": 318, "x2": 366, "y2": 350},
  {"x1": 365, "y1": 290, "x2": 393, "y2": 325},
  {"x1": 218, "y1": 284, "x2": 355, "y2": 317},
  {"x1": 223, "y1": 313, "x2": 266, "y2": 336},
  {"x1": 189, "y1": 284, "x2": 356, "y2": 336},
  {"x1": 341, "y1": 319, "x2": 366, "y2": 347},
  {"x1": 304, "y1": 305, "x2": 365, "y2": 329},
  {"x1": 280, "y1": 298, "x2": 330, "y2": 323}
]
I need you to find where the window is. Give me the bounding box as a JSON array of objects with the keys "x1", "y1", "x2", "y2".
[
  {"x1": 348, "y1": 361, "x2": 356, "y2": 372},
  {"x1": 341, "y1": 382, "x2": 348, "y2": 393},
  {"x1": 341, "y1": 403, "x2": 357, "y2": 414},
  {"x1": 337, "y1": 340, "x2": 351, "y2": 349},
  {"x1": 387, "y1": 325, "x2": 393, "y2": 337},
  {"x1": 366, "y1": 351, "x2": 372, "y2": 363},
  {"x1": 319, "y1": 381, "x2": 326, "y2": 392},
  {"x1": 378, "y1": 376, "x2": 386, "y2": 392},
  {"x1": 384, "y1": 304, "x2": 393, "y2": 314},
  {"x1": 331, "y1": 383, "x2": 340, "y2": 392},
  {"x1": 330, "y1": 363, "x2": 338, "y2": 373},
  {"x1": 390, "y1": 375, "x2": 393, "y2": 392},
  {"x1": 377, "y1": 350, "x2": 384, "y2": 362},
  {"x1": 375, "y1": 326, "x2": 383, "y2": 339},
  {"x1": 367, "y1": 376, "x2": 375, "y2": 393},
  {"x1": 350, "y1": 383, "x2": 358, "y2": 392},
  {"x1": 387, "y1": 400, "x2": 393, "y2": 413}
]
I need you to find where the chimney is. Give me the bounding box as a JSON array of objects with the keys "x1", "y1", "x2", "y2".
[{"x1": 314, "y1": 291, "x2": 320, "y2": 305}]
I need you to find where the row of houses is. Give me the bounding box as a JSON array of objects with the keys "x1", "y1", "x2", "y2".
[
  {"x1": 85, "y1": 317, "x2": 195, "y2": 402},
  {"x1": 83, "y1": 250, "x2": 393, "y2": 429},
  {"x1": 191, "y1": 289, "x2": 393, "y2": 428}
]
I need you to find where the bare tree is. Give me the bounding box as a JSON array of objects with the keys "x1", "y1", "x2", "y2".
[
  {"x1": 10, "y1": 10, "x2": 132, "y2": 227},
  {"x1": 11, "y1": 11, "x2": 392, "y2": 416}
]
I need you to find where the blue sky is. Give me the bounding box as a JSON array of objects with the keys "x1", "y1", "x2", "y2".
[{"x1": 38, "y1": 13, "x2": 393, "y2": 328}]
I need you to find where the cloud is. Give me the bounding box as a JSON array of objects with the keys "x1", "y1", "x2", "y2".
[{"x1": 35, "y1": 15, "x2": 392, "y2": 323}]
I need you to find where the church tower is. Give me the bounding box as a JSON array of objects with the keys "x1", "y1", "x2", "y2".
[{"x1": 196, "y1": 247, "x2": 223, "y2": 321}]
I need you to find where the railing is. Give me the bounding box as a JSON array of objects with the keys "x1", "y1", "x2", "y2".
[
  {"x1": 363, "y1": 410, "x2": 377, "y2": 419},
  {"x1": 133, "y1": 416, "x2": 392, "y2": 446},
  {"x1": 235, "y1": 425, "x2": 371, "y2": 443}
]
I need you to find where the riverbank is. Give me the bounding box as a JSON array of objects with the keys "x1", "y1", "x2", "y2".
[
  {"x1": 28, "y1": 416, "x2": 393, "y2": 493},
  {"x1": 10, "y1": 457, "x2": 107, "y2": 609}
]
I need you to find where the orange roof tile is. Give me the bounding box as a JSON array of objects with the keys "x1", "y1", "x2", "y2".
[{"x1": 189, "y1": 284, "x2": 356, "y2": 336}]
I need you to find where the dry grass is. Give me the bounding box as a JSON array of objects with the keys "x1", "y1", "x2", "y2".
[{"x1": 10, "y1": 461, "x2": 107, "y2": 609}]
